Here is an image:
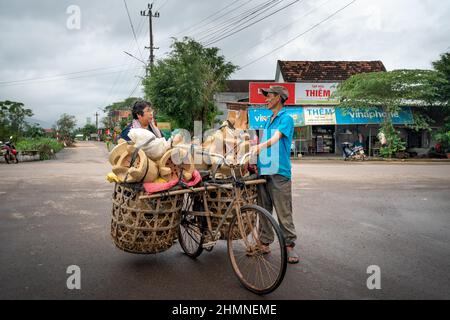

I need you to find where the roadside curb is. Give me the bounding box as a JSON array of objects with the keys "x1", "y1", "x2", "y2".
[{"x1": 291, "y1": 157, "x2": 450, "y2": 163}]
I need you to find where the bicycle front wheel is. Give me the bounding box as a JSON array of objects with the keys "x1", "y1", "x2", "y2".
[
  {"x1": 178, "y1": 196, "x2": 205, "y2": 258},
  {"x1": 227, "y1": 204, "x2": 287, "y2": 295}
]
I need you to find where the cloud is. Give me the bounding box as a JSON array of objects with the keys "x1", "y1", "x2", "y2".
[{"x1": 0, "y1": 0, "x2": 449, "y2": 127}]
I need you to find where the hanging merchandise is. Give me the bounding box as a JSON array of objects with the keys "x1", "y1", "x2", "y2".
[
  {"x1": 109, "y1": 142, "x2": 159, "y2": 183},
  {"x1": 128, "y1": 128, "x2": 171, "y2": 161}
]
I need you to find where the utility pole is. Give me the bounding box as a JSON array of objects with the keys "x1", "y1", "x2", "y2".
[
  {"x1": 95, "y1": 112, "x2": 99, "y2": 141},
  {"x1": 95, "y1": 112, "x2": 99, "y2": 130},
  {"x1": 140, "y1": 3, "x2": 160, "y2": 75}
]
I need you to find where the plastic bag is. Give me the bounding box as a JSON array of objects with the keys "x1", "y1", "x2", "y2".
[{"x1": 128, "y1": 128, "x2": 171, "y2": 161}]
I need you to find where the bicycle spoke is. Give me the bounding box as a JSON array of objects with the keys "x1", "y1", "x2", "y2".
[{"x1": 227, "y1": 204, "x2": 287, "y2": 294}]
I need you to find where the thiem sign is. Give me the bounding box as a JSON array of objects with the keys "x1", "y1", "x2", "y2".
[
  {"x1": 304, "y1": 107, "x2": 336, "y2": 125},
  {"x1": 249, "y1": 82, "x2": 296, "y2": 105},
  {"x1": 295, "y1": 83, "x2": 339, "y2": 105}
]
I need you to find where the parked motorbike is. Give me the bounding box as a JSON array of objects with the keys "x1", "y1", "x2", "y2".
[
  {"x1": 341, "y1": 142, "x2": 366, "y2": 161},
  {"x1": 1, "y1": 137, "x2": 19, "y2": 164}
]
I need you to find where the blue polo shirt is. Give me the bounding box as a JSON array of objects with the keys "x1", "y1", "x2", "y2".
[{"x1": 257, "y1": 108, "x2": 294, "y2": 179}]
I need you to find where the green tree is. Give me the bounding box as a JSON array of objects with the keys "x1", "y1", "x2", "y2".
[
  {"x1": 24, "y1": 123, "x2": 45, "y2": 139},
  {"x1": 0, "y1": 100, "x2": 33, "y2": 139},
  {"x1": 103, "y1": 97, "x2": 138, "y2": 129},
  {"x1": 143, "y1": 38, "x2": 237, "y2": 132},
  {"x1": 432, "y1": 51, "x2": 450, "y2": 106},
  {"x1": 56, "y1": 113, "x2": 77, "y2": 144},
  {"x1": 334, "y1": 69, "x2": 445, "y2": 157},
  {"x1": 81, "y1": 123, "x2": 97, "y2": 138}
]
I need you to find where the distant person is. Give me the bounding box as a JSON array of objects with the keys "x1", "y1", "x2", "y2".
[{"x1": 354, "y1": 133, "x2": 364, "y2": 148}]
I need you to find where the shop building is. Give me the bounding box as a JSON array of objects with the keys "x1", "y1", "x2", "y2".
[{"x1": 247, "y1": 60, "x2": 420, "y2": 157}]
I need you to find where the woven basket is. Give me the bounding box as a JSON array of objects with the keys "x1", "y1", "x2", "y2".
[
  {"x1": 111, "y1": 183, "x2": 183, "y2": 254},
  {"x1": 206, "y1": 184, "x2": 258, "y2": 240}
]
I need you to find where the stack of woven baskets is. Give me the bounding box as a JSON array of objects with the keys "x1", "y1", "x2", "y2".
[
  {"x1": 111, "y1": 183, "x2": 184, "y2": 254},
  {"x1": 108, "y1": 133, "x2": 193, "y2": 254}
]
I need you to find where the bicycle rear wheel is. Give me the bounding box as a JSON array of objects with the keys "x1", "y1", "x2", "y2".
[
  {"x1": 227, "y1": 204, "x2": 287, "y2": 295},
  {"x1": 178, "y1": 196, "x2": 205, "y2": 258}
]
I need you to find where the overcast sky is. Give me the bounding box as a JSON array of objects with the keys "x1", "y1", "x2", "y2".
[{"x1": 0, "y1": 0, "x2": 449, "y2": 128}]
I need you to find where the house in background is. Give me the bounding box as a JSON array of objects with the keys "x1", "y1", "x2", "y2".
[{"x1": 214, "y1": 79, "x2": 273, "y2": 124}]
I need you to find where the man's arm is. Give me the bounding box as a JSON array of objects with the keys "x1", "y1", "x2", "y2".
[{"x1": 252, "y1": 131, "x2": 283, "y2": 155}]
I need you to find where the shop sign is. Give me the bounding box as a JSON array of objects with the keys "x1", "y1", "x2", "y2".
[
  {"x1": 335, "y1": 107, "x2": 414, "y2": 124},
  {"x1": 304, "y1": 107, "x2": 336, "y2": 125},
  {"x1": 295, "y1": 83, "x2": 339, "y2": 105},
  {"x1": 248, "y1": 107, "x2": 304, "y2": 129},
  {"x1": 249, "y1": 82, "x2": 296, "y2": 105},
  {"x1": 248, "y1": 106, "x2": 414, "y2": 129}
]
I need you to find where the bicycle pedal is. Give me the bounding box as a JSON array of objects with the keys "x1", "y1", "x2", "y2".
[{"x1": 202, "y1": 241, "x2": 217, "y2": 249}]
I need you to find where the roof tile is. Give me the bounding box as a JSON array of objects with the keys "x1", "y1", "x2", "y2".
[{"x1": 278, "y1": 60, "x2": 386, "y2": 82}]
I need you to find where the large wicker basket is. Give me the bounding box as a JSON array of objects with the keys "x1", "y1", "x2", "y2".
[
  {"x1": 111, "y1": 183, "x2": 183, "y2": 254},
  {"x1": 206, "y1": 183, "x2": 258, "y2": 240}
]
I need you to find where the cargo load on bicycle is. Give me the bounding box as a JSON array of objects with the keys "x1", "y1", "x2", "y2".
[{"x1": 106, "y1": 120, "x2": 287, "y2": 294}]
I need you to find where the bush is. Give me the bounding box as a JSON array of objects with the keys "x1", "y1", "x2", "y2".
[
  {"x1": 16, "y1": 138, "x2": 64, "y2": 160},
  {"x1": 433, "y1": 116, "x2": 450, "y2": 153},
  {"x1": 379, "y1": 124, "x2": 406, "y2": 158}
]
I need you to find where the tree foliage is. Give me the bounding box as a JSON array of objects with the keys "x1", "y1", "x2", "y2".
[
  {"x1": 104, "y1": 97, "x2": 139, "y2": 113},
  {"x1": 334, "y1": 69, "x2": 444, "y2": 111},
  {"x1": 432, "y1": 52, "x2": 450, "y2": 106},
  {"x1": 81, "y1": 123, "x2": 97, "y2": 138},
  {"x1": 56, "y1": 113, "x2": 77, "y2": 144},
  {"x1": 24, "y1": 123, "x2": 45, "y2": 139},
  {"x1": 0, "y1": 100, "x2": 33, "y2": 139},
  {"x1": 333, "y1": 69, "x2": 446, "y2": 157},
  {"x1": 143, "y1": 38, "x2": 237, "y2": 132}
]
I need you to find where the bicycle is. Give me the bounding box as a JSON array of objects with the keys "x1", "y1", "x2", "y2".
[{"x1": 178, "y1": 151, "x2": 287, "y2": 295}]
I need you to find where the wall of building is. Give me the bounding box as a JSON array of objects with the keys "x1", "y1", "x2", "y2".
[{"x1": 214, "y1": 92, "x2": 248, "y2": 123}]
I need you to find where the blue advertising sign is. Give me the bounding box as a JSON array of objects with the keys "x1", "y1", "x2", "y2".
[
  {"x1": 248, "y1": 106, "x2": 414, "y2": 128},
  {"x1": 248, "y1": 107, "x2": 305, "y2": 129},
  {"x1": 248, "y1": 108, "x2": 272, "y2": 129},
  {"x1": 335, "y1": 107, "x2": 414, "y2": 125}
]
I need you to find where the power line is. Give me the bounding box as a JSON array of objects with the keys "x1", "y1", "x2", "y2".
[
  {"x1": 173, "y1": 0, "x2": 245, "y2": 37},
  {"x1": 123, "y1": 0, "x2": 145, "y2": 61},
  {"x1": 239, "y1": 0, "x2": 357, "y2": 70},
  {"x1": 0, "y1": 65, "x2": 127, "y2": 85},
  {"x1": 229, "y1": 0, "x2": 334, "y2": 60},
  {"x1": 156, "y1": 0, "x2": 170, "y2": 11},
  {"x1": 0, "y1": 67, "x2": 143, "y2": 88},
  {"x1": 203, "y1": 0, "x2": 301, "y2": 46},
  {"x1": 190, "y1": 0, "x2": 272, "y2": 40},
  {"x1": 102, "y1": 14, "x2": 149, "y2": 107},
  {"x1": 196, "y1": 0, "x2": 280, "y2": 42},
  {"x1": 128, "y1": 69, "x2": 147, "y2": 98}
]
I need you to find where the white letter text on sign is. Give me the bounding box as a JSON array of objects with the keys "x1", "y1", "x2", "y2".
[
  {"x1": 66, "y1": 265, "x2": 81, "y2": 290},
  {"x1": 66, "y1": 5, "x2": 81, "y2": 30},
  {"x1": 366, "y1": 265, "x2": 381, "y2": 290}
]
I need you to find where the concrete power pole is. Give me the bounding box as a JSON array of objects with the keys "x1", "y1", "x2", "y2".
[
  {"x1": 140, "y1": 3, "x2": 159, "y2": 74},
  {"x1": 95, "y1": 112, "x2": 99, "y2": 141}
]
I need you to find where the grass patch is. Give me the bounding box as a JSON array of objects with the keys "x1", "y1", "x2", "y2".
[{"x1": 16, "y1": 138, "x2": 64, "y2": 160}]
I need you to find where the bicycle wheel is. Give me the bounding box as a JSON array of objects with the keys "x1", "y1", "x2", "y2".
[
  {"x1": 178, "y1": 196, "x2": 205, "y2": 258},
  {"x1": 227, "y1": 204, "x2": 287, "y2": 295}
]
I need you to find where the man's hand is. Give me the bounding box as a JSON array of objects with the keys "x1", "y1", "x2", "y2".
[{"x1": 250, "y1": 145, "x2": 261, "y2": 156}]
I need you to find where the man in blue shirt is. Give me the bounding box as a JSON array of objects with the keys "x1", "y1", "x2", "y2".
[{"x1": 251, "y1": 86, "x2": 299, "y2": 264}]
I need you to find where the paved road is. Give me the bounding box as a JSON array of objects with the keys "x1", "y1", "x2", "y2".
[{"x1": 1, "y1": 141, "x2": 449, "y2": 299}]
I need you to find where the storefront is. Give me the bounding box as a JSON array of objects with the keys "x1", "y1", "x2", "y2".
[
  {"x1": 248, "y1": 105, "x2": 414, "y2": 157},
  {"x1": 247, "y1": 81, "x2": 415, "y2": 157}
]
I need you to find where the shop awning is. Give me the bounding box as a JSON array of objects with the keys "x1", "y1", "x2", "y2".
[{"x1": 248, "y1": 106, "x2": 414, "y2": 129}]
